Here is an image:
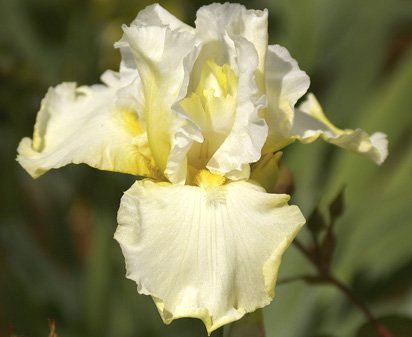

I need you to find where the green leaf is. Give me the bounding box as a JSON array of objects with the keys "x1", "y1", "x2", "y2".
[
  {"x1": 83, "y1": 211, "x2": 115, "y2": 337},
  {"x1": 356, "y1": 316, "x2": 412, "y2": 337},
  {"x1": 352, "y1": 259, "x2": 412, "y2": 303}
]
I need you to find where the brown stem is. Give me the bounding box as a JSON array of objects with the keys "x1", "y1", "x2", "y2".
[
  {"x1": 324, "y1": 274, "x2": 394, "y2": 337},
  {"x1": 291, "y1": 240, "x2": 393, "y2": 337}
]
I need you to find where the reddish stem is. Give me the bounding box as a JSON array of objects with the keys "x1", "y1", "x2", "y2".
[
  {"x1": 290, "y1": 240, "x2": 394, "y2": 337},
  {"x1": 325, "y1": 274, "x2": 393, "y2": 337}
]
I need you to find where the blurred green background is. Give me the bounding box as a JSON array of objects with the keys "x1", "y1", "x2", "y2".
[{"x1": 1, "y1": 0, "x2": 411, "y2": 336}]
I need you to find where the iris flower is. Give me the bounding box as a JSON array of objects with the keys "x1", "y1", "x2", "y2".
[{"x1": 17, "y1": 3, "x2": 388, "y2": 334}]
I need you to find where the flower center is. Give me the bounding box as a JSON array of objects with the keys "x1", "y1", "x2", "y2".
[
  {"x1": 179, "y1": 60, "x2": 238, "y2": 170},
  {"x1": 193, "y1": 169, "x2": 226, "y2": 188}
]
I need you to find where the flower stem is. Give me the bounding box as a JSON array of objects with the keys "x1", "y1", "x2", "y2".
[
  {"x1": 324, "y1": 274, "x2": 393, "y2": 337},
  {"x1": 289, "y1": 239, "x2": 393, "y2": 337}
]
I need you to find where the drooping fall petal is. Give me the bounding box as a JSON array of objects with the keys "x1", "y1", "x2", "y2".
[
  {"x1": 115, "y1": 179, "x2": 305, "y2": 334},
  {"x1": 17, "y1": 76, "x2": 160, "y2": 179},
  {"x1": 291, "y1": 94, "x2": 388, "y2": 164}
]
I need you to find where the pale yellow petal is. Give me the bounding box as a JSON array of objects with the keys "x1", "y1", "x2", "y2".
[
  {"x1": 195, "y1": 3, "x2": 268, "y2": 74},
  {"x1": 116, "y1": 4, "x2": 194, "y2": 71},
  {"x1": 250, "y1": 152, "x2": 283, "y2": 193},
  {"x1": 206, "y1": 37, "x2": 268, "y2": 180},
  {"x1": 291, "y1": 94, "x2": 388, "y2": 164},
  {"x1": 17, "y1": 81, "x2": 161, "y2": 179},
  {"x1": 115, "y1": 180, "x2": 305, "y2": 334},
  {"x1": 118, "y1": 23, "x2": 202, "y2": 183},
  {"x1": 130, "y1": 3, "x2": 194, "y2": 33},
  {"x1": 264, "y1": 45, "x2": 310, "y2": 152},
  {"x1": 178, "y1": 61, "x2": 238, "y2": 172}
]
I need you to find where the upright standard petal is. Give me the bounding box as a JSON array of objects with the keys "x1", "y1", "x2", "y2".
[
  {"x1": 195, "y1": 3, "x2": 268, "y2": 74},
  {"x1": 115, "y1": 179, "x2": 305, "y2": 334},
  {"x1": 206, "y1": 36, "x2": 268, "y2": 180},
  {"x1": 130, "y1": 3, "x2": 194, "y2": 33},
  {"x1": 178, "y1": 60, "x2": 238, "y2": 172},
  {"x1": 17, "y1": 81, "x2": 160, "y2": 179},
  {"x1": 264, "y1": 45, "x2": 310, "y2": 152},
  {"x1": 116, "y1": 3, "x2": 194, "y2": 71},
  {"x1": 291, "y1": 94, "x2": 388, "y2": 164},
  {"x1": 118, "y1": 21, "x2": 202, "y2": 183}
]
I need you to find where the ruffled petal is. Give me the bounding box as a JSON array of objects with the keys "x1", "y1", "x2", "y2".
[
  {"x1": 264, "y1": 45, "x2": 310, "y2": 152},
  {"x1": 195, "y1": 3, "x2": 268, "y2": 73},
  {"x1": 17, "y1": 80, "x2": 160, "y2": 179},
  {"x1": 117, "y1": 4, "x2": 194, "y2": 71},
  {"x1": 164, "y1": 106, "x2": 204, "y2": 184},
  {"x1": 206, "y1": 36, "x2": 268, "y2": 180},
  {"x1": 130, "y1": 3, "x2": 194, "y2": 32},
  {"x1": 291, "y1": 94, "x2": 388, "y2": 164},
  {"x1": 115, "y1": 179, "x2": 305, "y2": 334},
  {"x1": 101, "y1": 69, "x2": 145, "y2": 122},
  {"x1": 118, "y1": 19, "x2": 202, "y2": 182}
]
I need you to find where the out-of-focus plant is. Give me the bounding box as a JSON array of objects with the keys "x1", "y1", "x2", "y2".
[{"x1": 1, "y1": 0, "x2": 412, "y2": 337}]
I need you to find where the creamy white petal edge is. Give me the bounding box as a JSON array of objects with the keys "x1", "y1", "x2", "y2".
[
  {"x1": 115, "y1": 180, "x2": 305, "y2": 334},
  {"x1": 17, "y1": 74, "x2": 161, "y2": 179},
  {"x1": 264, "y1": 45, "x2": 310, "y2": 152},
  {"x1": 291, "y1": 94, "x2": 388, "y2": 164},
  {"x1": 194, "y1": 3, "x2": 269, "y2": 179},
  {"x1": 206, "y1": 35, "x2": 268, "y2": 180},
  {"x1": 195, "y1": 3, "x2": 268, "y2": 74},
  {"x1": 186, "y1": 2, "x2": 270, "y2": 180},
  {"x1": 116, "y1": 4, "x2": 194, "y2": 71}
]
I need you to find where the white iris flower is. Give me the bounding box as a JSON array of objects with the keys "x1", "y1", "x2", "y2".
[{"x1": 17, "y1": 3, "x2": 388, "y2": 334}]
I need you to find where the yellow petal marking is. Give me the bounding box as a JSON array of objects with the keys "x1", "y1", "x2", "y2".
[
  {"x1": 299, "y1": 94, "x2": 342, "y2": 135},
  {"x1": 17, "y1": 83, "x2": 162, "y2": 179},
  {"x1": 193, "y1": 169, "x2": 226, "y2": 188},
  {"x1": 118, "y1": 108, "x2": 145, "y2": 135},
  {"x1": 291, "y1": 94, "x2": 388, "y2": 164},
  {"x1": 144, "y1": 76, "x2": 171, "y2": 173},
  {"x1": 116, "y1": 108, "x2": 163, "y2": 179},
  {"x1": 179, "y1": 60, "x2": 238, "y2": 169}
]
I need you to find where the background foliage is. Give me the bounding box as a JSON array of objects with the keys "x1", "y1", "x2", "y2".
[{"x1": 0, "y1": 0, "x2": 411, "y2": 336}]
